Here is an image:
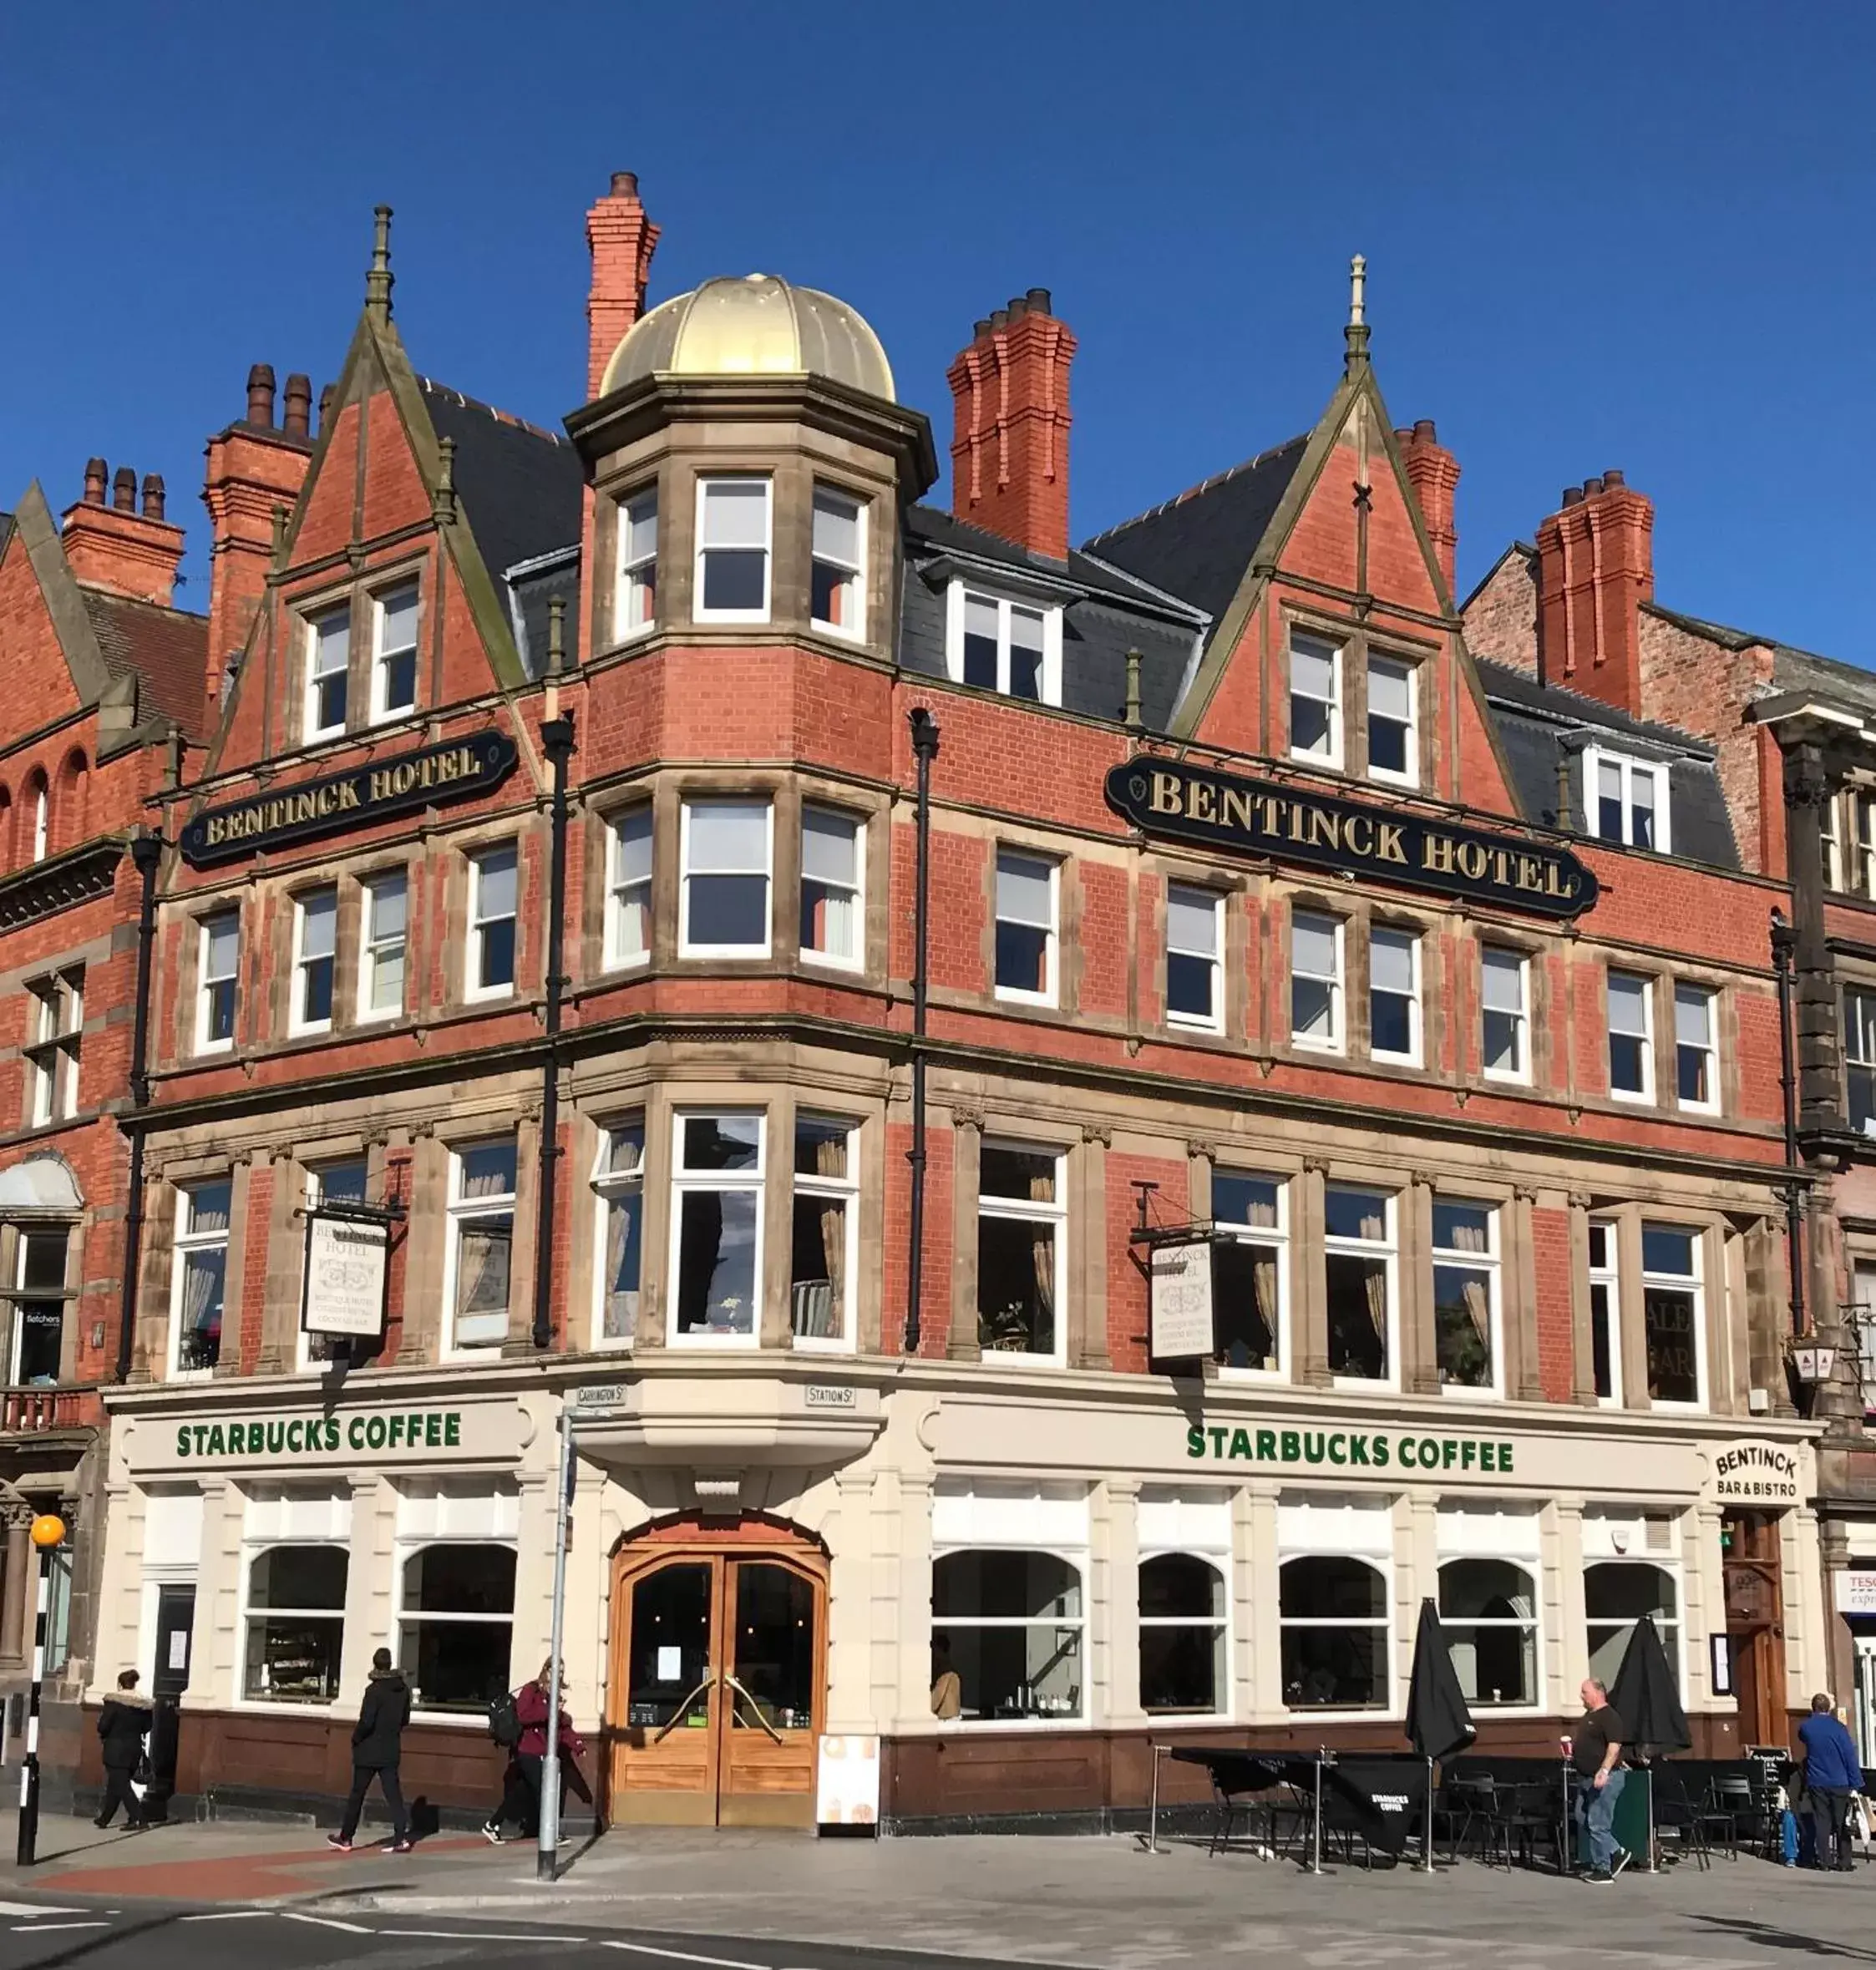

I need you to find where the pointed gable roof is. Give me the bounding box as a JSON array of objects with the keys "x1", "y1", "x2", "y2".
[
  {"x1": 8, "y1": 482, "x2": 114, "y2": 707},
  {"x1": 80, "y1": 590, "x2": 210, "y2": 737}
]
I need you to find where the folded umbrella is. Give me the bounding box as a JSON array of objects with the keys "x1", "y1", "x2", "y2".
[
  {"x1": 1406, "y1": 1596, "x2": 1477, "y2": 1763},
  {"x1": 1608, "y1": 1614, "x2": 1691, "y2": 1755}
]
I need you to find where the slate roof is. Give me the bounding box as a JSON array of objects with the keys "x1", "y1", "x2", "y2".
[
  {"x1": 416, "y1": 378, "x2": 585, "y2": 603},
  {"x1": 1475, "y1": 657, "x2": 1740, "y2": 869},
  {"x1": 1081, "y1": 436, "x2": 1310, "y2": 622},
  {"x1": 1642, "y1": 598, "x2": 1876, "y2": 720},
  {"x1": 898, "y1": 505, "x2": 1203, "y2": 731},
  {"x1": 79, "y1": 589, "x2": 210, "y2": 738}
]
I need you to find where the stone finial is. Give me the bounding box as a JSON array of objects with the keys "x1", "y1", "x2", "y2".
[
  {"x1": 1345, "y1": 254, "x2": 1372, "y2": 372},
  {"x1": 365, "y1": 204, "x2": 394, "y2": 322},
  {"x1": 433, "y1": 436, "x2": 458, "y2": 527}
]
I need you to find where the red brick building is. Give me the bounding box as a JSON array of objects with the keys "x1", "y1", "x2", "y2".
[{"x1": 3, "y1": 182, "x2": 1825, "y2": 1830}]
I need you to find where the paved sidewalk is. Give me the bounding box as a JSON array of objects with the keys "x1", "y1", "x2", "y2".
[{"x1": 6, "y1": 1811, "x2": 1876, "y2": 1968}]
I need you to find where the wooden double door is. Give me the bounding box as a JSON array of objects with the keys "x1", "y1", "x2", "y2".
[
  {"x1": 607, "y1": 1534, "x2": 825, "y2": 1826},
  {"x1": 1723, "y1": 1510, "x2": 1788, "y2": 1747}
]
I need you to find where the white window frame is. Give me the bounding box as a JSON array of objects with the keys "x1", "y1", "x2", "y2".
[
  {"x1": 196, "y1": 908, "x2": 240, "y2": 1056},
  {"x1": 929, "y1": 1545, "x2": 1088, "y2": 1727},
  {"x1": 1606, "y1": 969, "x2": 1655, "y2": 1104},
  {"x1": 369, "y1": 582, "x2": 420, "y2": 723},
  {"x1": 1848, "y1": 986, "x2": 1876, "y2": 1137},
  {"x1": 1479, "y1": 945, "x2": 1530, "y2": 1085},
  {"x1": 357, "y1": 869, "x2": 408, "y2": 1023},
  {"x1": 1584, "y1": 1558, "x2": 1683, "y2": 1699},
  {"x1": 590, "y1": 1117, "x2": 646, "y2": 1353},
  {"x1": 440, "y1": 1137, "x2": 518, "y2": 1360},
  {"x1": 1431, "y1": 1198, "x2": 1504, "y2": 1400},
  {"x1": 1853, "y1": 790, "x2": 1876, "y2": 899},
  {"x1": 167, "y1": 1177, "x2": 232, "y2": 1381},
  {"x1": 809, "y1": 484, "x2": 867, "y2": 641},
  {"x1": 1588, "y1": 1217, "x2": 1622, "y2": 1408},
  {"x1": 289, "y1": 885, "x2": 338, "y2": 1037},
  {"x1": 29, "y1": 781, "x2": 47, "y2": 864},
  {"x1": 667, "y1": 1110, "x2": 767, "y2": 1350},
  {"x1": 1289, "y1": 909, "x2": 1345, "y2": 1054},
  {"x1": 8, "y1": 1228, "x2": 69, "y2": 1385},
  {"x1": 791, "y1": 1112, "x2": 859, "y2": 1355},
  {"x1": 1436, "y1": 1554, "x2": 1543, "y2": 1714},
  {"x1": 1136, "y1": 1549, "x2": 1230, "y2": 1721},
  {"x1": 1852, "y1": 1259, "x2": 1876, "y2": 1416},
  {"x1": 1324, "y1": 1187, "x2": 1399, "y2": 1392},
  {"x1": 303, "y1": 604, "x2": 351, "y2": 742},
  {"x1": 799, "y1": 804, "x2": 864, "y2": 972},
  {"x1": 1584, "y1": 745, "x2": 1671, "y2": 853},
  {"x1": 976, "y1": 1140, "x2": 1068, "y2": 1368},
  {"x1": 605, "y1": 807, "x2": 654, "y2": 970},
  {"x1": 678, "y1": 798, "x2": 773, "y2": 960},
  {"x1": 1365, "y1": 652, "x2": 1417, "y2": 788},
  {"x1": 466, "y1": 843, "x2": 518, "y2": 1001},
  {"x1": 1165, "y1": 883, "x2": 1224, "y2": 1034},
  {"x1": 1276, "y1": 1548, "x2": 1394, "y2": 1719},
  {"x1": 1367, "y1": 924, "x2": 1422, "y2": 1066},
  {"x1": 943, "y1": 584, "x2": 1064, "y2": 706},
  {"x1": 1288, "y1": 631, "x2": 1343, "y2": 769},
  {"x1": 693, "y1": 475, "x2": 773, "y2": 625},
  {"x1": 993, "y1": 850, "x2": 1059, "y2": 1008},
  {"x1": 1674, "y1": 981, "x2": 1720, "y2": 1115},
  {"x1": 1640, "y1": 1222, "x2": 1707, "y2": 1413},
  {"x1": 394, "y1": 1533, "x2": 519, "y2": 1723},
  {"x1": 616, "y1": 484, "x2": 658, "y2": 640},
  {"x1": 1823, "y1": 793, "x2": 1845, "y2": 894},
  {"x1": 237, "y1": 1539, "x2": 350, "y2": 1709},
  {"x1": 26, "y1": 970, "x2": 82, "y2": 1126},
  {"x1": 1211, "y1": 1170, "x2": 1289, "y2": 1380},
  {"x1": 298, "y1": 1160, "x2": 368, "y2": 1372}
]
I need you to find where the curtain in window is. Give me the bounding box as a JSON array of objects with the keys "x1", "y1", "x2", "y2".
[
  {"x1": 1031, "y1": 1167, "x2": 1056, "y2": 1322},
  {"x1": 1252, "y1": 1250, "x2": 1279, "y2": 1338},
  {"x1": 816, "y1": 1132, "x2": 845, "y2": 1295},
  {"x1": 1358, "y1": 1200, "x2": 1387, "y2": 1342},
  {"x1": 183, "y1": 1249, "x2": 221, "y2": 1338},
  {"x1": 1446, "y1": 1213, "x2": 1491, "y2": 1351}
]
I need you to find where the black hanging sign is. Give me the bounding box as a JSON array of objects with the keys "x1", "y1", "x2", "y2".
[
  {"x1": 1104, "y1": 760, "x2": 1599, "y2": 921},
  {"x1": 180, "y1": 732, "x2": 519, "y2": 867}
]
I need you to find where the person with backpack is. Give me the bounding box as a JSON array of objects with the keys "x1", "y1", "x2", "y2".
[
  {"x1": 328, "y1": 1648, "x2": 413, "y2": 1853},
  {"x1": 482, "y1": 1683, "x2": 525, "y2": 1843},
  {"x1": 511, "y1": 1659, "x2": 586, "y2": 1841},
  {"x1": 94, "y1": 1669, "x2": 153, "y2": 1830}
]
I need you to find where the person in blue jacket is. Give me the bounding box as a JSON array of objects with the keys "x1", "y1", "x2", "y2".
[{"x1": 1797, "y1": 1692, "x2": 1864, "y2": 1871}]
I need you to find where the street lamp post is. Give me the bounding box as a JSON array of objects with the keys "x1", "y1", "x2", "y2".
[
  {"x1": 15, "y1": 1512, "x2": 67, "y2": 1866},
  {"x1": 537, "y1": 1410, "x2": 575, "y2": 1881}
]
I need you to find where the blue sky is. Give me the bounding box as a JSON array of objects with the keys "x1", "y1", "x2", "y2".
[{"x1": 3, "y1": 3, "x2": 1871, "y2": 655}]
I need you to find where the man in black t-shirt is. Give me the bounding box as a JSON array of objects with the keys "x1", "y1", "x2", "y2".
[{"x1": 1565, "y1": 1678, "x2": 1630, "y2": 1881}]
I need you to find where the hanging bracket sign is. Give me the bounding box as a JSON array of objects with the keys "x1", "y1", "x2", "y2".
[
  {"x1": 1148, "y1": 1238, "x2": 1216, "y2": 1361},
  {"x1": 1104, "y1": 760, "x2": 1599, "y2": 921},
  {"x1": 301, "y1": 1207, "x2": 393, "y2": 1341}
]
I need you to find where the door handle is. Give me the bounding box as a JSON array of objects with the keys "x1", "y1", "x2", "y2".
[
  {"x1": 722, "y1": 1672, "x2": 785, "y2": 1742},
  {"x1": 651, "y1": 1677, "x2": 716, "y2": 1744}
]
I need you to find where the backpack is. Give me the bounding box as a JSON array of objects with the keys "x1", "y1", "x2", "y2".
[{"x1": 488, "y1": 1689, "x2": 520, "y2": 1748}]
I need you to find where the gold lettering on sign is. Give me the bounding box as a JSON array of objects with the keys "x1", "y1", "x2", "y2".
[
  {"x1": 1151, "y1": 772, "x2": 1184, "y2": 816},
  {"x1": 1422, "y1": 834, "x2": 1456, "y2": 875},
  {"x1": 1454, "y1": 841, "x2": 1488, "y2": 881},
  {"x1": 1221, "y1": 787, "x2": 1255, "y2": 830},
  {"x1": 1377, "y1": 823, "x2": 1407, "y2": 865},
  {"x1": 1343, "y1": 814, "x2": 1373, "y2": 856},
  {"x1": 1189, "y1": 781, "x2": 1217, "y2": 824}
]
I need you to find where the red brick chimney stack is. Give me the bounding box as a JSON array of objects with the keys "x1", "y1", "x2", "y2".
[
  {"x1": 1534, "y1": 470, "x2": 1655, "y2": 715},
  {"x1": 1397, "y1": 419, "x2": 1460, "y2": 600},
  {"x1": 61, "y1": 459, "x2": 185, "y2": 605},
  {"x1": 201, "y1": 361, "x2": 317, "y2": 712},
  {"x1": 947, "y1": 290, "x2": 1077, "y2": 562},
  {"x1": 586, "y1": 170, "x2": 661, "y2": 400}
]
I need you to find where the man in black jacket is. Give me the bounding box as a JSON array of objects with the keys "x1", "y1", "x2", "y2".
[
  {"x1": 328, "y1": 1649, "x2": 413, "y2": 1852},
  {"x1": 94, "y1": 1669, "x2": 152, "y2": 1830}
]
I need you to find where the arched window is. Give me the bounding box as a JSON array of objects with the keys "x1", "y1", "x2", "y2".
[
  {"x1": 242, "y1": 1544, "x2": 347, "y2": 1702},
  {"x1": 1439, "y1": 1557, "x2": 1539, "y2": 1707},
  {"x1": 0, "y1": 787, "x2": 13, "y2": 869},
  {"x1": 27, "y1": 772, "x2": 48, "y2": 864},
  {"x1": 931, "y1": 1550, "x2": 1083, "y2": 1721},
  {"x1": 57, "y1": 749, "x2": 89, "y2": 852},
  {"x1": 398, "y1": 1542, "x2": 516, "y2": 1713},
  {"x1": 1139, "y1": 1553, "x2": 1226, "y2": 1715},
  {"x1": 1584, "y1": 1561, "x2": 1680, "y2": 1692},
  {"x1": 1279, "y1": 1555, "x2": 1388, "y2": 1709}
]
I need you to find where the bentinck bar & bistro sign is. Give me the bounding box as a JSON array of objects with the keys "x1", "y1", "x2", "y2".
[
  {"x1": 180, "y1": 732, "x2": 519, "y2": 867},
  {"x1": 1105, "y1": 760, "x2": 1600, "y2": 921}
]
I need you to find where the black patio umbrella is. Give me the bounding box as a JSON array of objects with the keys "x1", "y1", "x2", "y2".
[
  {"x1": 1405, "y1": 1596, "x2": 1477, "y2": 1763},
  {"x1": 1608, "y1": 1614, "x2": 1691, "y2": 1755}
]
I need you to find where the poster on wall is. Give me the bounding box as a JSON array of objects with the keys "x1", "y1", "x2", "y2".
[
  {"x1": 1149, "y1": 1240, "x2": 1215, "y2": 1360},
  {"x1": 301, "y1": 1212, "x2": 390, "y2": 1339}
]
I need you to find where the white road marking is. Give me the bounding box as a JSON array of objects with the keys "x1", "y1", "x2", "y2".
[
  {"x1": 181, "y1": 1911, "x2": 273, "y2": 1922},
  {"x1": 375, "y1": 1931, "x2": 589, "y2": 1945},
  {"x1": 0, "y1": 1903, "x2": 87, "y2": 1917},
  {"x1": 279, "y1": 1911, "x2": 373, "y2": 1932},
  {"x1": 10, "y1": 1922, "x2": 110, "y2": 1932},
  {"x1": 601, "y1": 1944, "x2": 768, "y2": 1970}
]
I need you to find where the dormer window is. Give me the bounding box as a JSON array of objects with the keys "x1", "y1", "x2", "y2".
[
  {"x1": 695, "y1": 476, "x2": 771, "y2": 623},
  {"x1": 372, "y1": 584, "x2": 419, "y2": 721},
  {"x1": 945, "y1": 587, "x2": 1062, "y2": 706},
  {"x1": 811, "y1": 487, "x2": 865, "y2": 639},
  {"x1": 1366, "y1": 655, "x2": 1417, "y2": 787},
  {"x1": 1584, "y1": 747, "x2": 1669, "y2": 853},
  {"x1": 305, "y1": 605, "x2": 350, "y2": 741},
  {"x1": 617, "y1": 487, "x2": 657, "y2": 637}
]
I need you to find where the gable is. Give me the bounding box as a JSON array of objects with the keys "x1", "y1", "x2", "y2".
[{"x1": 0, "y1": 484, "x2": 109, "y2": 738}]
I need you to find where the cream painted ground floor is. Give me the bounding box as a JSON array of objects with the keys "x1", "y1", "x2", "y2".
[{"x1": 81, "y1": 1360, "x2": 1824, "y2": 1828}]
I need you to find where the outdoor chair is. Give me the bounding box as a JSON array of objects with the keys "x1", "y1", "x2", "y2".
[
  {"x1": 1651, "y1": 1770, "x2": 1711, "y2": 1871},
  {"x1": 1702, "y1": 1771, "x2": 1762, "y2": 1861},
  {"x1": 1495, "y1": 1779, "x2": 1567, "y2": 1873},
  {"x1": 1186, "y1": 1755, "x2": 1309, "y2": 1860},
  {"x1": 1440, "y1": 1773, "x2": 1498, "y2": 1862}
]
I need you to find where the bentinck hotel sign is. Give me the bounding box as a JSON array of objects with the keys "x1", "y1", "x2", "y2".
[
  {"x1": 1105, "y1": 760, "x2": 1599, "y2": 921},
  {"x1": 180, "y1": 733, "x2": 519, "y2": 868}
]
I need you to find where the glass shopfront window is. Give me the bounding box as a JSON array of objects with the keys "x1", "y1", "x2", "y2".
[
  {"x1": 243, "y1": 1545, "x2": 347, "y2": 1704},
  {"x1": 931, "y1": 1550, "x2": 1083, "y2": 1722},
  {"x1": 1439, "y1": 1557, "x2": 1538, "y2": 1707},
  {"x1": 398, "y1": 1543, "x2": 516, "y2": 1714},
  {"x1": 1280, "y1": 1555, "x2": 1387, "y2": 1710},
  {"x1": 1585, "y1": 1561, "x2": 1680, "y2": 1693},
  {"x1": 1138, "y1": 1552, "x2": 1226, "y2": 1715}
]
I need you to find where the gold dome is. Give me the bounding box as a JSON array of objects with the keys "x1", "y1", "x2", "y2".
[{"x1": 599, "y1": 273, "x2": 895, "y2": 402}]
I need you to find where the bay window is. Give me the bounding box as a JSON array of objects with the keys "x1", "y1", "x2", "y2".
[
  {"x1": 616, "y1": 486, "x2": 657, "y2": 636},
  {"x1": 695, "y1": 476, "x2": 771, "y2": 621},
  {"x1": 810, "y1": 486, "x2": 865, "y2": 636},
  {"x1": 800, "y1": 806, "x2": 862, "y2": 968},
  {"x1": 791, "y1": 1114, "x2": 857, "y2": 1347},
  {"x1": 680, "y1": 798, "x2": 771, "y2": 956},
  {"x1": 976, "y1": 1142, "x2": 1065, "y2": 1361},
  {"x1": 606, "y1": 808, "x2": 653, "y2": 967},
  {"x1": 591, "y1": 1119, "x2": 645, "y2": 1348},
  {"x1": 670, "y1": 1112, "x2": 764, "y2": 1344}
]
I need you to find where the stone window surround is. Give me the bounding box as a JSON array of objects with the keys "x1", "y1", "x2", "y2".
[
  {"x1": 1280, "y1": 604, "x2": 1441, "y2": 793},
  {"x1": 281, "y1": 553, "x2": 432, "y2": 752}
]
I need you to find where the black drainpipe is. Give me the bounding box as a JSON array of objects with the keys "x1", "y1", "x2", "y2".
[
  {"x1": 114, "y1": 830, "x2": 165, "y2": 1385},
  {"x1": 903, "y1": 708, "x2": 940, "y2": 1356},
  {"x1": 1770, "y1": 906, "x2": 1806, "y2": 1337},
  {"x1": 533, "y1": 607, "x2": 577, "y2": 1353}
]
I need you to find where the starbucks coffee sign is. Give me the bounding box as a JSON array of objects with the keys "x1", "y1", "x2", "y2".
[
  {"x1": 1105, "y1": 760, "x2": 1599, "y2": 921},
  {"x1": 119, "y1": 1397, "x2": 528, "y2": 1474},
  {"x1": 1187, "y1": 1421, "x2": 1519, "y2": 1477}
]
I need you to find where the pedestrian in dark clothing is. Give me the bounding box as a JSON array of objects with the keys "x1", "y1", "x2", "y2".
[
  {"x1": 513, "y1": 1659, "x2": 585, "y2": 1841},
  {"x1": 1798, "y1": 1692, "x2": 1863, "y2": 1871},
  {"x1": 94, "y1": 1669, "x2": 151, "y2": 1830},
  {"x1": 329, "y1": 1649, "x2": 413, "y2": 1852},
  {"x1": 1567, "y1": 1677, "x2": 1630, "y2": 1882}
]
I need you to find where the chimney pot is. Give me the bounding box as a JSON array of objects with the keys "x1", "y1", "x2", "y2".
[
  {"x1": 282, "y1": 374, "x2": 312, "y2": 439},
  {"x1": 973, "y1": 318, "x2": 991, "y2": 340},
  {"x1": 990, "y1": 307, "x2": 1010, "y2": 331},
  {"x1": 140, "y1": 474, "x2": 165, "y2": 522},
  {"x1": 246, "y1": 363, "x2": 276, "y2": 428},
  {"x1": 1006, "y1": 296, "x2": 1028, "y2": 320},
  {"x1": 1602, "y1": 468, "x2": 1625, "y2": 489},
  {"x1": 84, "y1": 459, "x2": 108, "y2": 507},
  {"x1": 609, "y1": 170, "x2": 639, "y2": 197},
  {"x1": 1561, "y1": 485, "x2": 1585, "y2": 507},
  {"x1": 317, "y1": 383, "x2": 335, "y2": 433},
  {"x1": 1582, "y1": 476, "x2": 1605, "y2": 498},
  {"x1": 1025, "y1": 287, "x2": 1052, "y2": 314},
  {"x1": 111, "y1": 466, "x2": 137, "y2": 514},
  {"x1": 1412, "y1": 418, "x2": 1437, "y2": 442},
  {"x1": 1395, "y1": 428, "x2": 1414, "y2": 446}
]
